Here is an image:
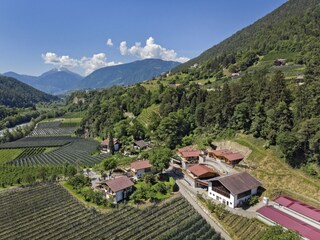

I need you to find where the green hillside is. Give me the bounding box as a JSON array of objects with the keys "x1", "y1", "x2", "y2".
[
  {"x1": 173, "y1": 0, "x2": 320, "y2": 77},
  {"x1": 0, "y1": 76, "x2": 58, "y2": 108}
]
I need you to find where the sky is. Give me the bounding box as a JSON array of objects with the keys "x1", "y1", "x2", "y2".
[{"x1": 0, "y1": 0, "x2": 287, "y2": 76}]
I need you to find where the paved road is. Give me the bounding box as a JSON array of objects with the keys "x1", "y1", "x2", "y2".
[{"x1": 175, "y1": 179, "x2": 232, "y2": 240}]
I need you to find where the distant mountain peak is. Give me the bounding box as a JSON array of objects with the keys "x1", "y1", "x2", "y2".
[{"x1": 79, "y1": 58, "x2": 180, "y2": 89}]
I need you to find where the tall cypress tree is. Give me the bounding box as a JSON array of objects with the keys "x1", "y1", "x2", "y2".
[{"x1": 108, "y1": 131, "x2": 115, "y2": 155}]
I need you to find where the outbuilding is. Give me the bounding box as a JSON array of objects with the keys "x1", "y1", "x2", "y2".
[
  {"x1": 209, "y1": 149, "x2": 244, "y2": 165},
  {"x1": 186, "y1": 164, "x2": 218, "y2": 188}
]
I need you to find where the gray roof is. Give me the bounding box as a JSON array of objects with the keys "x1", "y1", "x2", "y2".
[
  {"x1": 210, "y1": 172, "x2": 262, "y2": 195},
  {"x1": 134, "y1": 140, "x2": 149, "y2": 148}
]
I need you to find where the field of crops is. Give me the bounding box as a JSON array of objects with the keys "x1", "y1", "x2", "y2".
[
  {"x1": 222, "y1": 212, "x2": 268, "y2": 240},
  {"x1": 15, "y1": 147, "x2": 46, "y2": 159},
  {"x1": 11, "y1": 139, "x2": 106, "y2": 166},
  {"x1": 0, "y1": 136, "x2": 76, "y2": 149},
  {"x1": 0, "y1": 183, "x2": 221, "y2": 240},
  {"x1": 0, "y1": 149, "x2": 24, "y2": 164},
  {"x1": 29, "y1": 121, "x2": 76, "y2": 136}
]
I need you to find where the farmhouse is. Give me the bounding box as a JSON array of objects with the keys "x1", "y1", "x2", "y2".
[
  {"x1": 175, "y1": 147, "x2": 202, "y2": 169},
  {"x1": 101, "y1": 138, "x2": 120, "y2": 152},
  {"x1": 209, "y1": 149, "x2": 244, "y2": 165},
  {"x1": 208, "y1": 172, "x2": 261, "y2": 208},
  {"x1": 257, "y1": 206, "x2": 320, "y2": 240},
  {"x1": 134, "y1": 140, "x2": 150, "y2": 150},
  {"x1": 101, "y1": 176, "x2": 134, "y2": 203},
  {"x1": 186, "y1": 164, "x2": 218, "y2": 188},
  {"x1": 130, "y1": 160, "x2": 152, "y2": 179}
]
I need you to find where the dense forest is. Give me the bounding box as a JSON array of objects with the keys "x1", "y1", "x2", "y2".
[{"x1": 0, "y1": 76, "x2": 58, "y2": 108}]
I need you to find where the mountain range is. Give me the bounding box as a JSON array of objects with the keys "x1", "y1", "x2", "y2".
[
  {"x1": 79, "y1": 59, "x2": 180, "y2": 89},
  {"x1": 3, "y1": 59, "x2": 180, "y2": 95}
]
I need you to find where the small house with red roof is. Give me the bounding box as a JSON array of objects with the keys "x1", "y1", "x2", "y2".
[
  {"x1": 101, "y1": 176, "x2": 134, "y2": 202},
  {"x1": 209, "y1": 149, "x2": 244, "y2": 165},
  {"x1": 176, "y1": 147, "x2": 202, "y2": 169},
  {"x1": 101, "y1": 138, "x2": 120, "y2": 152},
  {"x1": 186, "y1": 164, "x2": 218, "y2": 188},
  {"x1": 130, "y1": 160, "x2": 152, "y2": 179}
]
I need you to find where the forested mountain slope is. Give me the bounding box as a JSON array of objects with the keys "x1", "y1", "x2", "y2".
[
  {"x1": 174, "y1": 0, "x2": 320, "y2": 76},
  {"x1": 0, "y1": 76, "x2": 58, "y2": 107}
]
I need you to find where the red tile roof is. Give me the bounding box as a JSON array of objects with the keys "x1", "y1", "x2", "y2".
[
  {"x1": 257, "y1": 206, "x2": 320, "y2": 240},
  {"x1": 188, "y1": 164, "x2": 216, "y2": 178},
  {"x1": 210, "y1": 149, "x2": 244, "y2": 161},
  {"x1": 274, "y1": 196, "x2": 320, "y2": 222},
  {"x1": 210, "y1": 149, "x2": 232, "y2": 157},
  {"x1": 130, "y1": 160, "x2": 152, "y2": 170},
  {"x1": 223, "y1": 152, "x2": 244, "y2": 162},
  {"x1": 105, "y1": 176, "x2": 134, "y2": 193},
  {"x1": 177, "y1": 147, "x2": 201, "y2": 158}
]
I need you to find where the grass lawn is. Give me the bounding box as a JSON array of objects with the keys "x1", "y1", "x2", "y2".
[
  {"x1": 63, "y1": 111, "x2": 86, "y2": 119},
  {"x1": 0, "y1": 149, "x2": 24, "y2": 164},
  {"x1": 233, "y1": 134, "x2": 320, "y2": 206},
  {"x1": 60, "y1": 118, "x2": 82, "y2": 128},
  {"x1": 43, "y1": 147, "x2": 60, "y2": 153}
]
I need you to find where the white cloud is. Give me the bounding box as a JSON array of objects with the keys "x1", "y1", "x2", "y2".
[
  {"x1": 42, "y1": 52, "x2": 121, "y2": 76},
  {"x1": 119, "y1": 37, "x2": 189, "y2": 63},
  {"x1": 42, "y1": 52, "x2": 78, "y2": 68},
  {"x1": 80, "y1": 53, "x2": 119, "y2": 75},
  {"x1": 106, "y1": 38, "x2": 113, "y2": 47}
]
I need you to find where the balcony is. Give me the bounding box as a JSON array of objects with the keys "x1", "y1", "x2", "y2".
[{"x1": 212, "y1": 187, "x2": 230, "y2": 198}]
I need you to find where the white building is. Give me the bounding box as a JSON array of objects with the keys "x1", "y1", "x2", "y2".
[
  {"x1": 208, "y1": 172, "x2": 261, "y2": 208},
  {"x1": 103, "y1": 176, "x2": 134, "y2": 203},
  {"x1": 130, "y1": 160, "x2": 152, "y2": 179}
]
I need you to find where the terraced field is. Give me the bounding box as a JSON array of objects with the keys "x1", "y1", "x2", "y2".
[
  {"x1": 137, "y1": 104, "x2": 160, "y2": 127},
  {"x1": 0, "y1": 183, "x2": 222, "y2": 240}
]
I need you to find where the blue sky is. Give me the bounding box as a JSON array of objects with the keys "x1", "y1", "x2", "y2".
[{"x1": 0, "y1": 0, "x2": 287, "y2": 76}]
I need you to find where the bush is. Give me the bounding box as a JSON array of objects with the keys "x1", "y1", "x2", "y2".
[
  {"x1": 67, "y1": 174, "x2": 90, "y2": 192},
  {"x1": 248, "y1": 195, "x2": 259, "y2": 206}
]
